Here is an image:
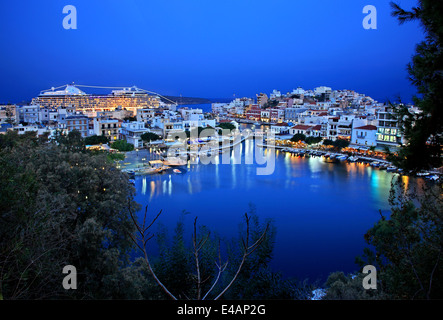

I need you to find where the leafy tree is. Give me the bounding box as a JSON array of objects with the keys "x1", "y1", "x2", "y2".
[
  {"x1": 141, "y1": 132, "x2": 161, "y2": 143},
  {"x1": 322, "y1": 272, "x2": 387, "y2": 300},
  {"x1": 0, "y1": 131, "x2": 148, "y2": 299},
  {"x1": 107, "y1": 152, "x2": 125, "y2": 162},
  {"x1": 332, "y1": 139, "x2": 350, "y2": 150},
  {"x1": 4, "y1": 105, "x2": 16, "y2": 125},
  {"x1": 389, "y1": 0, "x2": 443, "y2": 171},
  {"x1": 84, "y1": 135, "x2": 109, "y2": 145},
  {"x1": 356, "y1": 176, "x2": 443, "y2": 299},
  {"x1": 111, "y1": 140, "x2": 134, "y2": 152},
  {"x1": 262, "y1": 100, "x2": 279, "y2": 109},
  {"x1": 323, "y1": 139, "x2": 334, "y2": 146},
  {"x1": 217, "y1": 122, "x2": 235, "y2": 130},
  {"x1": 305, "y1": 136, "x2": 322, "y2": 145},
  {"x1": 290, "y1": 133, "x2": 306, "y2": 142},
  {"x1": 186, "y1": 127, "x2": 216, "y2": 139}
]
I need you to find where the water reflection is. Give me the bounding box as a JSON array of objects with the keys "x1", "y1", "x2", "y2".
[{"x1": 134, "y1": 140, "x2": 426, "y2": 281}]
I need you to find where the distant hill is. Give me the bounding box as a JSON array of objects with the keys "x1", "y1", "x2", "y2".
[{"x1": 161, "y1": 96, "x2": 213, "y2": 105}]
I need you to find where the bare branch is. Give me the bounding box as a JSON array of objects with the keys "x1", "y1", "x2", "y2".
[
  {"x1": 213, "y1": 214, "x2": 269, "y2": 300},
  {"x1": 128, "y1": 205, "x2": 177, "y2": 300}
]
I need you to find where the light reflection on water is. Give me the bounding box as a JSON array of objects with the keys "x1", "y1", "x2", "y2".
[{"x1": 134, "y1": 141, "x2": 422, "y2": 282}]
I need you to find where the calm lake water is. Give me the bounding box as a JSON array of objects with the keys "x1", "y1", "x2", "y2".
[{"x1": 132, "y1": 129, "x2": 413, "y2": 283}]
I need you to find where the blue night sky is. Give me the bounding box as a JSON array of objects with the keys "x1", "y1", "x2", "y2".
[{"x1": 0, "y1": 0, "x2": 423, "y2": 103}]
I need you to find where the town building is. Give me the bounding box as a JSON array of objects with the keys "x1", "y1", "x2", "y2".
[
  {"x1": 121, "y1": 121, "x2": 150, "y2": 148},
  {"x1": 0, "y1": 105, "x2": 18, "y2": 125},
  {"x1": 351, "y1": 124, "x2": 377, "y2": 147},
  {"x1": 92, "y1": 117, "x2": 121, "y2": 141},
  {"x1": 375, "y1": 106, "x2": 404, "y2": 149},
  {"x1": 66, "y1": 114, "x2": 89, "y2": 137}
]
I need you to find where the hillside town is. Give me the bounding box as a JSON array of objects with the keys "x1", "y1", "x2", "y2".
[
  {"x1": 212, "y1": 86, "x2": 421, "y2": 152},
  {"x1": 0, "y1": 85, "x2": 419, "y2": 155}
]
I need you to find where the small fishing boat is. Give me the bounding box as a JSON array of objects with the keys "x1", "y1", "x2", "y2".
[
  {"x1": 348, "y1": 156, "x2": 358, "y2": 162},
  {"x1": 173, "y1": 169, "x2": 182, "y2": 174}
]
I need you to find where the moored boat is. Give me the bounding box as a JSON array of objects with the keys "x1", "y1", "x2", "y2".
[
  {"x1": 378, "y1": 163, "x2": 388, "y2": 170},
  {"x1": 370, "y1": 161, "x2": 380, "y2": 167}
]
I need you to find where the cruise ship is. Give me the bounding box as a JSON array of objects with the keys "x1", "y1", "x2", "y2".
[{"x1": 31, "y1": 84, "x2": 161, "y2": 115}]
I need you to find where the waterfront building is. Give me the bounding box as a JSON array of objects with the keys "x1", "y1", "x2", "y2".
[
  {"x1": 375, "y1": 106, "x2": 404, "y2": 149},
  {"x1": 351, "y1": 124, "x2": 377, "y2": 147},
  {"x1": 270, "y1": 122, "x2": 290, "y2": 135},
  {"x1": 289, "y1": 124, "x2": 315, "y2": 136},
  {"x1": 327, "y1": 115, "x2": 366, "y2": 141},
  {"x1": 245, "y1": 105, "x2": 262, "y2": 121},
  {"x1": 260, "y1": 110, "x2": 270, "y2": 123}
]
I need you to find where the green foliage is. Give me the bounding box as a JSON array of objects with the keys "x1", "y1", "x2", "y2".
[
  {"x1": 186, "y1": 127, "x2": 216, "y2": 138},
  {"x1": 356, "y1": 177, "x2": 443, "y2": 299},
  {"x1": 54, "y1": 130, "x2": 86, "y2": 152},
  {"x1": 290, "y1": 133, "x2": 306, "y2": 142},
  {"x1": 322, "y1": 272, "x2": 387, "y2": 300},
  {"x1": 0, "y1": 131, "x2": 148, "y2": 299},
  {"x1": 217, "y1": 123, "x2": 236, "y2": 136},
  {"x1": 111, "y1": 140, "x2": 134, "y2": 152},
  {"x1": 107, "y1": 152, "x2": 125, "y2": 162},
  {"x1": 141, "y1": 132, "x2": 161, "y2": 142},
  {"x1": 305, "y1": 136, "x2": 322, "y2": 145},
  {"x1": 331, "y1": 139, "x2": 350, "y2": 150},
  {"x1": 262, "y1": 100, "x2": 279, "y2": 109},
  {"x1": 85, "y1": 135, "x2": 109, "y2": 145},
  {"x1": 322, "y1": 138, "x2": 350, "y2": 150},
  {"x1": 389, "y1": 0, "x2": 443, "y2": 171}
]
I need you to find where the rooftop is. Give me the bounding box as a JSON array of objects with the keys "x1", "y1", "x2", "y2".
[{"x1": 354, "y1": 125, "x2": 377, "y2": 130}]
